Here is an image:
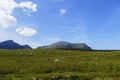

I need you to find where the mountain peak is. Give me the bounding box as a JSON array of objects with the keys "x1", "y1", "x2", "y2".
[
  {"x1": 54, "y1": 41, "x2": 71, "y2": 45},
  {"x1": 57, "y1": 41, "x2": 70, "y2": 43},
  {"x1": 0, "y1": 40, "x2": 31, "y2": 49},
  {"x1": 3, "y1": 40, "x2": 14, "y2": 43}
]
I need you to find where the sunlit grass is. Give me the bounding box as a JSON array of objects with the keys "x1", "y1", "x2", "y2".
[{"x1": 0, "y1": 49, "x2": 120, "y2": 80}]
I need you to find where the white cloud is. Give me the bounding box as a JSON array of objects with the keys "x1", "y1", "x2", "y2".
[
  {"x1": 0, "y1": 0, "x2": 17, "y2": 28},
  {"x1": 0, "y1": 0, "x2": 17, "y2": 14},
  {"x1": 18, "y1": 1, "x2": 37, "y2": 12},
  {"x1": 16, "y1": 27, "x2": 37, "y2": 37},
  {"x1": 60, "y1": 9, "x2": 66, "y2": 15},
  {"x1": 0, "y1": 10, "x2": 17, "y2": 28},
  {"x1": 0, "y1": 0, "x2": 37, "y2": 28}
]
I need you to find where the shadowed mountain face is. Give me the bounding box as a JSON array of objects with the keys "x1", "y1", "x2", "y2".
[
  {"x1": 0, "y1": 40, "x2": 31, "y2": 49},
  {"x1": 38, "y1": 41, "x2": 91, "y2": 50}
]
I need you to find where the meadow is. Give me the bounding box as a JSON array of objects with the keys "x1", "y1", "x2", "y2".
[{"x1": 0, "y1": 49, "x2": 120, "y2": 80}]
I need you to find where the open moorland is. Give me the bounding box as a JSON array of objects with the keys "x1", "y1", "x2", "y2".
[{"x1": 0, "y1": 49, "x2": 120, "y2": 80}]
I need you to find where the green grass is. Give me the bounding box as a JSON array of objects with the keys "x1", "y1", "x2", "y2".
[{"x1": 0, "y1": 49, "x2": 120, "y2": 80}]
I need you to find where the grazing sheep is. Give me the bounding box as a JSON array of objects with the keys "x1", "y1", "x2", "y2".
[
  {"x1": 52, "y1": 76, "x2": 57, "y2": 79},
  {"x1": 32, "y1": 77, "x2": 36, "y2": 80},
  {"x1": 46, "y1": 52, "x2": 49, "y2": 54},
  {"x1": 19, "y1": 52, "x2": 23, "y2": 55},
  {"x1": 29, "y1": 52, "x2": 33, "y2": 55},
  {"x1": 65, "y1": 74, "x2": 71, "y2": 78},
  {"x1": 54, "y1": 59, "x2": 59, "y2": 62}
]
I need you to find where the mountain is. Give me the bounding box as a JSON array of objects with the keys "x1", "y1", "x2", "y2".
[
  {"x1": 38, "y1": 41, "x2": 91, "y2": 50},
  {"x1": 0, "y1": 40, "x2": 31, "y2": 49}
]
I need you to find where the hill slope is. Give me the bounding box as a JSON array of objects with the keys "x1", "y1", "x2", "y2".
[
  {"x1": 38, "y1": 41, "x2": 91, "y2": 50},
  {"x1": 0, "y1": 40, "x2": 31, "y2": 49}
]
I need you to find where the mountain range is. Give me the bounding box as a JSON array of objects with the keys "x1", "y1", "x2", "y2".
[
  {"x1": 38, "y1": 41, "x2": 91, "y2": 50},
  {"x1": 0, "y1": 40, "x2": 91, "y2": 50}
]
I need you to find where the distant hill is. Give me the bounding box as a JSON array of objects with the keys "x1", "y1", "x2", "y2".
[
  {"x1": 38, "y1": 41, "x2": 91, "y2": 50},
  {"x1": 0, "y1": 40, "x2": 31, "y2": 49}
]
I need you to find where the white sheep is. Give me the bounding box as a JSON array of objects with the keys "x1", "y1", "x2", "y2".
[
  {"x1": 19, "y1": 52, "x2": 23, "y2": 55},
  {"x1": 54, "y1": 59, "x2": 59, "y2": 62},
  {"x1": 29, "y1": 52, "x2": 33, "y2": 55},
  {"x1": 46, "y1": 52, "x2": 49, "y2": 54}
]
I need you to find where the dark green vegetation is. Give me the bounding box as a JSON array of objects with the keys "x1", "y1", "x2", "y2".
[{"x1": 0, "y1": 49, "x2": 120, "y2": 80}]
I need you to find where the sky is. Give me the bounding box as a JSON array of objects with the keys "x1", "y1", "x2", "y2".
[{"x1": 0, "y1": 0, "x2": 120, "y2": 49}]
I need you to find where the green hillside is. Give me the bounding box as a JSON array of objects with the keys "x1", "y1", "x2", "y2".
[{"x1": 0, "y1": 49, "x2": 120, "y2": 80}]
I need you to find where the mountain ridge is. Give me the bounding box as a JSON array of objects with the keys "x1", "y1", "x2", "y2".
[
  {"x1": 0, "y1": 40, "x2": 31, "y2": 49},
  {"x1": 38, "y1": 41, "x2": 91, "y2": 50},
  {"x1": 0, "y1": 40, "x2": 92, "y2": 50}
]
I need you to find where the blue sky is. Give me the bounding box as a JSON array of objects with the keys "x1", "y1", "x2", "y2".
[{"x1": 0, "y1": 0, "x2": 120, "y2": 49}]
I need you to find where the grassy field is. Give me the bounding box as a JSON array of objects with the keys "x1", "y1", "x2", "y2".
[{"x1": 0, "y1": 49, "x2": 120, "y2": 80}]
